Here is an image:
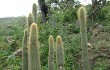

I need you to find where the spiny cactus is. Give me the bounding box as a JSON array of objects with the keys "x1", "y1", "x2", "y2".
[
  {"x1": 32, "y1": 3, "x2": 37, "y2": 23},
  {"x1": 48, "y1": 35, "x2": 54, "y2": 70},
  {"x1": 22, "y1": 29, "x2": 28, "y2": 70},
  {"x1": 78, "y1": 7, "x2": 91, "y2": 70},
  {"x1": 56, "y1": 36, "x2": 65, "y2": 70},
  {"x1": 28, "y1": 23, "x2": 41, "y2": 70},
  {"x1": 27, "y1": 13, "x2": 34, "y2": 56},
  {"x1": 27, "y1": 13, "x2": 33, "y2": 31}
]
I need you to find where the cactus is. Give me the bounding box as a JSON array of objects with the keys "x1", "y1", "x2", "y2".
[
  {"x1": 27, "y1": 13, "x2": 33, "y2": 31},
  {"x1": 56, "y1": 36, "x2": 65, "y2": 70},
  {"x1": 48, "y1": 35, "x2": 54, "y2": 70},
  {"x1": 22, "y1": 29, "x2": 28, "y2": 70},
  {"x1": 28, "y1": 23, "x2": 41, "y2": 70},
  {"x1": 32, "y1": 3, "x2": 37, "y2": 23},
  {"x1": 78, "y1": 7, "x2": 91, "y2": 70}
]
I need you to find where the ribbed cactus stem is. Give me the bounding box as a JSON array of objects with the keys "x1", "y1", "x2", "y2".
[
  {"x1": 22, "y1": 29, "x2": 28, "y2": 70},
  {"x1": 27, "y1": 13, "x2": 33, "y2": 31},
  {"x1": 78, "y1": 7, "x2": 91, "y2": 70},
  {"x1": 32, "y1": 3, "x2": 37, "y2": 23},
  {"x1": 28, "y1": 23, "x2": 41, "y2": 70},
  {"x1": 56, "y1": 36, "x2": 65, "y2": 70},
  {"x1": 48, "y1": 35, "x2": 54, "y2": 70}
]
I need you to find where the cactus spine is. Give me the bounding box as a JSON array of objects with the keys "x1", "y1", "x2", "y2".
[
  {"x1": 78, "y1": 7, "x2": 91, "y2": 70},
  {"x1": 22, "y1": 29, "x2": 28, "y2": 70},
  {"x1": 48, "y1": 35, "x2": 54, "y2": 70},
  {"x1": 32, "y1": 3, "x2": 37, "y2": 23},
  {"x1": 28, "y1": 23, "x2": 41, "y2": 70},
  {"x1": 56, "y1": 36, "x2": 65, "y2": 70}
]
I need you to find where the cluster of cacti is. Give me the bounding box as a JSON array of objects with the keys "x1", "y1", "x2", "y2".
[
  {"x1": 22, "y1": 13, "x2": 34, "y2": 70},
  {"x1": 22, "y1": 2, "x2": 91, "y2": 70},
  {"x1": 78, "y1": 7, "x2": 91, "y2": 70},
  {"x1": 22, "y1": 23, "x2": 64, "y2": 70},
  {"x1": 22, "y1": 3, "x2": 65, "y2": 70}
]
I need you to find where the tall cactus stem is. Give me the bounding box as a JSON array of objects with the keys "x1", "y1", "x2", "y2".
[
  {"x1": 48, "y1": 35, "x2": 54, "y2": 70},
  {"x1": 27, "y1": 13, "x2": 33, "y2": 31},
  {"x1": 22, "y1": 29, "x2": 28, "y2": 70},
  {"x1": 32, "y1": 3, "x2": 37, "y2": 23},
  {"x1": 28, "y1": 23, "x2": 41, "y2": 70},
  {"x1": 78, "y1": 7, "x2": 91, "y2": 70},
  {"x1": 56, "y1": 36, "x2": 65, "y2": 70}
]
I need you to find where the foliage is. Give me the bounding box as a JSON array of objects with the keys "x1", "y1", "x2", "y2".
[{"x1": 0, "y1": 1, "x2": 110, "y2": 70}]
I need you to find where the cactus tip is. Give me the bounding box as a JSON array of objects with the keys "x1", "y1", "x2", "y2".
[
  {"x1": 29, "y1": 13, "x2": 32, "y2": 16},
  {"x1": 78, "y1": 7, "x2": 86, "y2": 13},
  {"x1": 31, "y1": 23, "x2": 38, "y2": 29},
  {"x1": 56, "y1": 36, "x2": 62, "y2": 45},
  {"x1": 24, "y1": 29, "x2": 28, "y2": 33},
  {"x1": 49, "y1": 35, "x2": 54, "y2": 45},
  {"x1": 78, "y1": 6, "x2": 87, "y2": 24}
]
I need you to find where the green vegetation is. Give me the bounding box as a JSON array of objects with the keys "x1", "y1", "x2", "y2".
[{"x1": 0, "y1": 1, "x2": 110, "y2": 70}]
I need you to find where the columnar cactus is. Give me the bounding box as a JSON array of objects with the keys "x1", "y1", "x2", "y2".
[
  {"x1": 27, "y1": 13, "x2": 34, "y2": 55},
  {"x1": 28, "y1": 23, "x2": 41, "y2": 70},
  {"x1": 27, "y1": 13, "x2": 33, "y2": 31},
  {"x1": 32, "y1": 3, "x2": 37, "y2": 23},
  {"x1": 78, "y1": 7, "x2": 91, "y2": 70},
  {"x1": 22, "y1": 29, "x2": 28, "y2": 70},
  {"x1": 48, "y1": 35, "x2": 54, "y2": 70},
  {"x1": 56, "y1": 36, "x2": 65, "y2": 70}
]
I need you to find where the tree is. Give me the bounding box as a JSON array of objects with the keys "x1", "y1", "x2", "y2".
[
  {"x1": 38, "y1": 0, "x2": 49, "y2": 23},
  {"x1": 88, "y1": 0, "x2": 107, "y2": 21}
]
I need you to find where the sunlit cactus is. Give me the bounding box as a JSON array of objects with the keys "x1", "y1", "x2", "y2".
[
  {"x1": 32, "y1": 3, "x2": 37, "y2": 23},
  {"x1": 22, "y1": 29, "x2": 28, "y2": 70},
  {"x1": 28, "y1": 23, "x2": 41, "y2": 70},
  {"x1": 48, "y1": 35, "x2": 54, "y2": 70},
  {"x1": 78, "y1": 7, "x2": 91, "y2": 70},
  {"x1": 56, "y1": 36, "x2": 65, "y2": 70}
]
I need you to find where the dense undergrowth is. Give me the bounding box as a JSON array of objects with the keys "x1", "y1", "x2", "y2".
[{"x1": 0, "y1": 2, "x2": 110, "y2": 70}]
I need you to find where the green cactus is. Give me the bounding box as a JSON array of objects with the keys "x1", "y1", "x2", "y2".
[
  {"x1": 78, "y1": 7, "x2": 91, "y2": 70},
  {"x1": 28, "y1": 23, "x2": 41, "y2": 70},
  {"x1": 56, "y1": 36, "x2": 65, "y2": 70},
  {"x1": 48, "y1": 35, "x2": 54, "y2": 70},
  {"x1": 27, "y1": 13, "x2": 34, "y2": 56},
  {"x1": 22, "y1": 29, "x2": 28, "y2": 70},
  {"x1": 27, "y1": 13, "x2": 33, "y2": 31},
  {"x1": 32, "y1": 3, "x2": 37, "y2": 23}
]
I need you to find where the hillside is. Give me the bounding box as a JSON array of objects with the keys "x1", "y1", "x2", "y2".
[
  {"x1": 0, "y1": 14, "x2": 110, "y2": 70},
  {"x1": 0, "y1": 1, "x2": 110, "y2": 70}
]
